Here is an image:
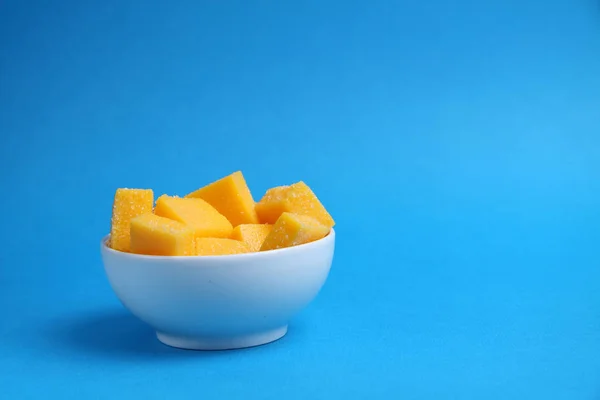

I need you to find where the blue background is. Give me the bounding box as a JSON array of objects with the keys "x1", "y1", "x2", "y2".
[{"x1": 1, "y1": 0, "x2": 599, "y2": 398}]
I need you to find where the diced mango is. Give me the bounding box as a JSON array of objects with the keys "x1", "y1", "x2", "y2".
[
  {"x1": 110, "y1": 188, "x2": 154, "y2": 252},
  {"x1": 255, "y1": 181, "x2": 335, "y2": 228},
  {"x1": 130, "y1": 213, "x2": 195, "y2": 256},
  {"x1": 231, "y1": 224, "x2": 273, "y2": 252},
  {"x1": 195, "y1": 238, "x2": 250, "y2": 256},
  {"x1": 260, "y1": 212, "x2": 330, "y2": 251},
  {"x1": 154, "y1": 195, "x2": 233, "y2": 238},
  {"x1": 185, "y1": 171, "x2": 259, "y2": 226},
  {"x1": 254, "y1": 186, "x2": 289, "y2": 225}
]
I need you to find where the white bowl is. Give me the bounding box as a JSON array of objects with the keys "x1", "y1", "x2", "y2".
[{"x1": 100, "y1": 229, "x2": 335, "y2": 350}]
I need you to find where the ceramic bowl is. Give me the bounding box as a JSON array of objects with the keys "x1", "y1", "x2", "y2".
[{"x1": 99, "y1": 229, "x2": 335, "y2": 350}]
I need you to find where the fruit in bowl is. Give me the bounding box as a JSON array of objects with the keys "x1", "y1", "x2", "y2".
[{"x1": 100, "y1": 171, "x2": 335, "y2": 350}]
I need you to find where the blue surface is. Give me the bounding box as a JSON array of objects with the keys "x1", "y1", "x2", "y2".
[{"x1": 1, "y1": 0, "x2": 599, "y2": 398}]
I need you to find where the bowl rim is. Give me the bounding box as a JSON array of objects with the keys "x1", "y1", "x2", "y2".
[{"x1": 101, "y1": 228, "x2": 335, "y2": 261}]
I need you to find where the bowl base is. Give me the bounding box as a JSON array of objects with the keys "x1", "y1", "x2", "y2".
[{"x1": 156, "y1": 326, "x2": 288, "y2": 351}]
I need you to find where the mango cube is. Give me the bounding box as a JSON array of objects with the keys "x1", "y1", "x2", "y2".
[
  {"x1": 130, "y1": 213, "x2": 195, "y2": 256},
  {"x1": 154, "y1": 195, "x2": 233, "y2": 238},
  {"x1": 260, "y1": 212, "x2": 330, "y2": 251},
  {"x1": 255, "y1": 181, "x2": 335, "y2": 228},
  {"x1": 110, "y1": 188, "x2": 154, "y2": 252},
  {"x1": 231, "y1": 224, "x2": 273, "y2": 252},
  {"x1": 185, "y1": 171, "x2": 258, "y2": 227},
  {"x1": 254, "y1": 186, "x2": 288, "y2": 225},
  {"x1": 195, "y1": 238, "x2": 250, "y2": 256}
]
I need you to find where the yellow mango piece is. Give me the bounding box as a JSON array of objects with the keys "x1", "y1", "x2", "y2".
[
  {"x1": 130, "y1": 213, "x2": 195, "y2": 256},
  {"x1": 195, "y1": 238, "x2": 250, "y2": 256},
  {"x1": 255, "y1": 181, "x2": 335, "y2": 228},
  {"x1": 185, "y1": 171, "x2": 259, "y2": 227},
  {"x1": 254, "y1": 186, "x2": 289, "y2": 225},
  {"x1": 260, "y1": 212, "x2": 330, "y2": 251},
  {"x1": 154, "y1": 195, "x2": 233, "y2": 238},
  {"x1": 231, "y1": 224, "x2": 273, "y2": 252},
  {"x1": 110, "y1": 188, "x2": 154, "y2": 252}
]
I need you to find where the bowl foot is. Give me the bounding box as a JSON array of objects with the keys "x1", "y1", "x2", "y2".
[{"x1": 156, "y1": 326, "x2": 288, "y2": 351}]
